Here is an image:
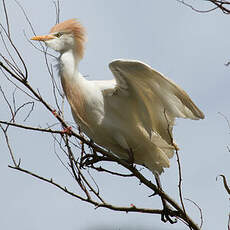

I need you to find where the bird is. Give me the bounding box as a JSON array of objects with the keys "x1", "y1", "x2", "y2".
[{"x1": 31, "y1": 19, "x2": 204, "y2": 175}]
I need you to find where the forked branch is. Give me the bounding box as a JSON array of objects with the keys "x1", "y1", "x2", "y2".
[{"x1": 178, "y1": 0, "x2": 230, "y2": 14}]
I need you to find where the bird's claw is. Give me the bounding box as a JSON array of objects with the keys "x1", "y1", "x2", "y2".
[
  {"x1": 80, "y1": 154, "x2": 92, "y2": 167},
  {"x1": 80, "y1": 153, "x2": 101, "y2": 168},
  {"x1": 154, "y1": 174, "x2": 178, "y2": 224},
  {"x1": 161, "y1": 205, "x2": 177, "y2": 224}
]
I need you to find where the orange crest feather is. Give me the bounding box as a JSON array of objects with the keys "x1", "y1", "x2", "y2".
[{"x1": 50, "y1": 19, "x2": 86, "y2": 58}]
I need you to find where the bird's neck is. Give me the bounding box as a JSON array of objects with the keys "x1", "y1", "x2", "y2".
[
  {"x1": 59, "y1": 49, "x2": 81, "y2": 80},
  {"x1": 58, "y1": 49, "x2": 89, "y2": 127}
]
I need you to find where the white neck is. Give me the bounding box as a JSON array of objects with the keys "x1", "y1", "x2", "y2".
[{"x1": 59, "y1": 49, "x2": 81, "y2": 79}]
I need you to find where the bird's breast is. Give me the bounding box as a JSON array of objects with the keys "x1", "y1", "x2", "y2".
[
  {"x1": 61, "y1": 75, "x2": 89, "y2": 127},
  {"x1": 61, "y1": 74, "x2": 105, "y2": 136}
]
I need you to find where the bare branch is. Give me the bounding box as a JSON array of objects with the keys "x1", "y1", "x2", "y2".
[
  {"x1": 163, "y1": 110, "x2": 187, "y2": 219},
  {"x1": 177, "y1": 0, "x2": 218, "y2": 13},
  {"x1": 53, "y1": 0, "x2": 61, "y2": 24},
  {"x1": 8, "y1": 164, "x2": 164, "y2": 215},
  {"x1": 185, "y1": 198, "x2": 203, "y2": 229},
  {"x1": 1, "y1": 0, "x2": 28, "y2": 79},
  {"x1": 2, "y1": 0, "x2": 10, "y2": 36},
  {"x1": 178, "y1": 0, "x2": 230, "y2": 14},
  {"x1": 0, "y1": 124, "x2": 18, "y2": 166},
  {"x1": 90, "y1": 165, "x2": 134, "y2": 177},
  {"x1": 0, "y1": 86, "x2": 14, "y2": 120},
  {"x1": 228, "y1": 214, "x2": 230, "y2": 230},
  {"x1": 0, "y1": 120, "x2": 65, "y2": 135},
  {"x1": 218, "y1": 112, "x2": 230, "y2": 131},
  {"x1": 216, "y1": 174, "x2": 230, "y2": 195}
]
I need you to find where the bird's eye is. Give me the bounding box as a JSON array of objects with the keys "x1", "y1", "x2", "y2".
[{"x1": 55, "y1": 32, "x2": 63, "y2": 38}]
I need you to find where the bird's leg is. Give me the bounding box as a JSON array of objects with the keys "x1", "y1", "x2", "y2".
[{"x1": 154, "y1": 174, "x2": 177, "y2": 224}]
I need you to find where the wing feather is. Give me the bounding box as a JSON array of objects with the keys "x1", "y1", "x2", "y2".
[{"x1": 107, "y1": 59, "x2": 204, "y2": 145}]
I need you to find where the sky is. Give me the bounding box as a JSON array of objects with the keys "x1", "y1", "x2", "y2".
[{"x1": 0, "y1": 0, "x2": 230, "y2": 229}]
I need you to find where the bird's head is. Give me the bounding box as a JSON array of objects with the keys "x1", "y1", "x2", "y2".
[{"x1": 31, "y1": 19, "x2": 86, "y2": 58}]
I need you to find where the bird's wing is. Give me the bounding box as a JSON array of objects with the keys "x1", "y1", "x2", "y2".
[
  {"x1": 92, "y1": 79, "x2": 116, "y2": 92},
  {"x1": 105, "y1": 59, "x2": 204, "y2": 145}
]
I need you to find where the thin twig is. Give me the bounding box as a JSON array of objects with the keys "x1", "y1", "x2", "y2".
[
  {"x1": 2, "y1": 0, "x2": 10, "y2": 36},
  {"x1": 0, "y1": 86, "x2": 14, "y2": 120},
  {"x1": 228, "y1": 214, "x2": 230, "y2": 230},
  {"x1": 53, "y1": 0, "x2": 60, "y2": 24},
  {"x1": 1, "y1": 0, "x2": 28, "y2": 79},
  {"x1": 185, "y1": 198, "x2": 203, "y2": 229},
  {"x1": 177, "y1": 0, "x2": 219, "y2": 13},
  {"x1": 90, "y1": 165, "x2": 134, "y2": 177},
  {"x1": 52, "y1": 133, "x2": 74, "y2": 177},
  {"x1": 0, "y1": 124, "x2": 18, "y2": 166},
  {"x1": 216, "y1": 175, "x2": 230, "y2": 195},
  {"x1": 163, "y1": 109, "x2": 190, "y2": 228},
  {"x1": 178, "y1": 0, "x2": 230, "y2": 14},
  {"x1": 7, "y1": 164, "x2": 164, "y2": 215},
  {"x1": 0, "y1": 120, "x2": 65, "y2": 135}
]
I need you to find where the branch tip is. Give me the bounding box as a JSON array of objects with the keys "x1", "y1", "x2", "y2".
[{"x1": 217, "y1": 174, "x2": 230, "y2": 195}]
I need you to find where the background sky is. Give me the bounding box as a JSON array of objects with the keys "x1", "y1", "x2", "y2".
[{"x1": 0, "y1": 0, "x2": 230, "y2": 229}]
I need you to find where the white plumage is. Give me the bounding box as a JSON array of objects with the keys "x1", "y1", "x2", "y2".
[{"x1": 31, "y1": 19, "x2": 204, "y2": 174}]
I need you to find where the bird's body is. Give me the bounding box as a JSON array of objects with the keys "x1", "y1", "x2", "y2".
[{"x1": 31, "y1": 19, "x2": 204, "y2": 174}]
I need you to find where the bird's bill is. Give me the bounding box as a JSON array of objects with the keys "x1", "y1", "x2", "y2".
[{"x1": 30, "y1": 34, "x2": 55, "y2": 41}]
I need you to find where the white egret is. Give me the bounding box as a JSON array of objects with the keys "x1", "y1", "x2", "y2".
[{"x1": 31, "y1": 19, "x2": 204, "y2": 175}]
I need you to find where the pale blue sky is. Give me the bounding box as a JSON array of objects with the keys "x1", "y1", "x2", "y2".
[{"x1": 1, "y1": 1, "x2": 230, "y2": 229}]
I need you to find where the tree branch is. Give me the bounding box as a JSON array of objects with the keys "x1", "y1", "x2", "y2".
[
  {"x1": 8, "y1": 164, "x2": 164, "y2": 215},
  {"x1": 217, "y1": 174, "x2": 230, "y2": 195},
  {"x1": 178, "y1": 0, "x2": 230, "y2": 14}
]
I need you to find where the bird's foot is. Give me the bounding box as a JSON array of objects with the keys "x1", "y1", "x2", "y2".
[
  {"x1": 161, "y1": 202, "x2": 177, "y2": 224},
  {"x1": 61, "y1": 126, "x2": 72, "y2": 136},
  {"x1": 80, "y1": 152, "x2": 104, "y2": 168},
  {"x1": 80, "y1": 153, "x2": 95, "y2": 167},
  {"x1": 154, "y1": 174, "x2": 177, "y2": 224}
]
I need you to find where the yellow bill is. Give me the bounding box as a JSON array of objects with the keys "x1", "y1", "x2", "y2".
[{"x1": 31, "y1": 35, "x2": 55, "y2": 41}]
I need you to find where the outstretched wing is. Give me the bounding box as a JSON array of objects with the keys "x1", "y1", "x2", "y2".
[{"x1": 106, "y1": 59, "x2": 204, "y2": 146}]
